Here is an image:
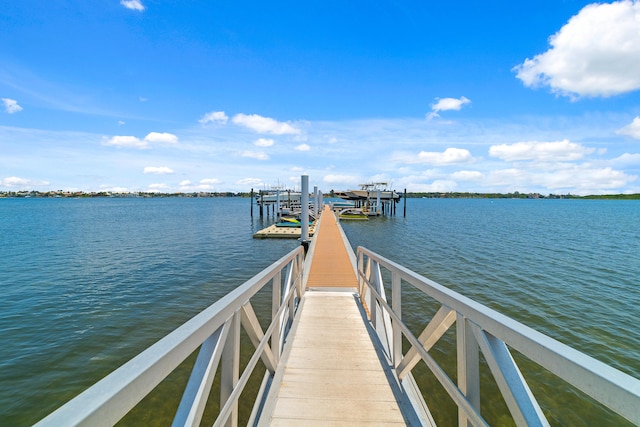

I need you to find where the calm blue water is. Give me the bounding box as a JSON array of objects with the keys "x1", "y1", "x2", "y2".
[{"x1": 1, "y1": 197, "x2": 638, "y2": 425}]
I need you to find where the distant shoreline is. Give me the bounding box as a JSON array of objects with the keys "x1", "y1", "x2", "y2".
[
  {"x1": 403, "y1": 192, "x2": 640, "y2": 200},
  {"x1": 1, "y1": 190, "x2": 639, "y2": 200}
]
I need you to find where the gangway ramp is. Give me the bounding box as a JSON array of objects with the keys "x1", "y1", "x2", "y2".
[{"x1": 259, "y1": 206, "x2": 422, "y2": 425}]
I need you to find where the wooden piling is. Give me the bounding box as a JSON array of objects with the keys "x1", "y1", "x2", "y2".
[{"x1": 403, "y1": 188, "x2": 407, "y2": 217}]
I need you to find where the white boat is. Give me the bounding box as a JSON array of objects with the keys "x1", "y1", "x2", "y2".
[
  {"x1": 338, "y1": 208, "x2": 369, "y2": 220},
  {"x1": 334, "y1": 183, "x2": 401, "y2": 201},
  {"x1": 255, "y1": 190, "x2": 302, "y2": 204}
]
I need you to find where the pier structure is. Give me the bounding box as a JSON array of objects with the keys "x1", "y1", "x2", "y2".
[
  {"x1": 254, "y1": 185, "x2": 324, "y2": 220},
  {"x1": 334, "y1": 182, "x2": 402, "y2": 217},
  {"x1": 37, "y1": 193, "x2": 640, "y2": 426},
  {"x1": 258, "y1": 206, "x2": 417, "y2": 425}
]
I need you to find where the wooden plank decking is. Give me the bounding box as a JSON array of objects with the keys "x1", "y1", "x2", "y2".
[
  {"x1": 306, "y1": 205, "x2": 358, "y2": 289},
  {"x1": 260, "y1": 206, "x2": 412, "y2": 426}
]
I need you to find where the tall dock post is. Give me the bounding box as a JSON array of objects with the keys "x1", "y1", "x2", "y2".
[
  {"x1": 259, "y1": 192, "x2": 264, "y2": 218},
  {"x1": 300, "y1": 175, "x2": 310, "y2": 250},
  {"x1": 250, "y1": 188, "x2": 254, "y2": 217},
  {"x1": 403, "y1": 188, "x2": 407, "y2": 217},
  {"x1": 313, "y1": 185, "x2": 318, "y2": 218}
]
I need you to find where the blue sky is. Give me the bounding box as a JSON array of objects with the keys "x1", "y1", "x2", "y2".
[{"x1": 1, "y1": 0, "x2": 640, "y2": 194}]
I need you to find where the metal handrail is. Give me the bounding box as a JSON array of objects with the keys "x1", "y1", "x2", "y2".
[
  {"x1": 36, "y1": 246, "x2": 305, "y2": 427},
  {"x1": 356, "y1": 246, "x2": 640, "y2": 426}
]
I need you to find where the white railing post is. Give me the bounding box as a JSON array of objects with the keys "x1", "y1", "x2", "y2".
[
  {"x1": 272, "y1": 271, "x2": 282, "y2": 364},
  {"x1": 392, "y1": 271, "x2": 402, "y2": 368},
  {"x1": 295, "y1": 252, "x2": 304, "y2": 299},
  {"x1": 369, "y1": 260, "x2": 378, "y2": 329},
  {"x1": 173, "y1": 325, "x2": 229, "y2": 427},
  {"x1": 456, "y1": 314, "x2": 480, "y2": 427},
  {"x1": 221, "y1": 311, "x2": 241, "y2": 427},
  {"x1": 362, "y1": 256, "x2": 372, "y2": 316},
  {"x1": 357, "y1": 251, "x2": 364, "y2": 296}
]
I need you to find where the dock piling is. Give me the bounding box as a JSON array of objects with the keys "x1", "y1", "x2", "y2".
[
  {"x1": 259, "y1": 192, "x2": 264, "y2": 218},
  {"x1": 300, "y1": 175, "x2": 310, "y2": 249},
  {"x1": 403, "y1": 188, "x2": 407, "y2": 217}
]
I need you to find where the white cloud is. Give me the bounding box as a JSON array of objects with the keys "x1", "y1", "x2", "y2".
[
  {"x1": 406, "y1": 180, "x2": 458, "y2": 193},
  {"x1": 2, "y1": 176, "x2": 30, "y2": 186},
  {"x1": 426, "y1": 96, "x2": 471, "y2": 119},
  {"x1": 323, "y1": 174, "x2": 360, "y2": 185},
  {"x1": 120, "y1": 0, "x2": 145, "y2": 11},
  {"x1": 178, "y1": 178, "x2": 222, "y2": 192},
  {"x1": 236, "y1": 177, "x2": 264, "y2": 186},
  {"x1": 489, "y1": 140, "x2": 594, "y2": 162},
  {"x1": 118, "y1": 120, "x2": 125, "y2": 126},
  {"x1": 451, "y1": 170, "x2": 483, "y2": 181},
  {"x1": 103, "y1": 132, "x2": 178, "y2": 149},
  {"x1": 144, "y1": 132, "x2": 178, "y2": 144},
  {"x1": 612, "y1": 153, "x2": 640, "y2": 165},
  {"x1": 103, "y1": 135, "x2": 148, "y2": 149},
  {"x1": 514, "y1": 1, "x2": 640, "y2": 98},
  {"x1": 294, "y1": 143, "x2": 311, "y2": 152},
  {"x1": 486, "y1": 168, "x2": 529, "y2": 187},
  {"x1": 536, "y1": 166, "x2": 636, "y2": 191},
  {"x1": 4, "y1": 115, "x2": 637, "y2": 195},
  {"x1": 232, "y1": 113, "x2": 300, "y2": 135},
  {"x1": 2, "y1": 98, "x2": 23, "y2": 114},
  {"x1": 254, "y1": 138, "x2": 274, "y2": 147},
  {"x1": 148, "y1": 183, "x2": 169, "y2": 191},
  {"x1": 1, "y1": 176, "x2": 49, "y2": 187},
  {"x1": 239, "y1": 150, "x2": 269, "y2": 160},
  {"x1": 395, "y1": 148, "x2": 473, "y2": 165},
  {"x1": 200, "y1": 178, "x2": 222, "y2": 185},
  {"x1": 199, "y1": 111, "x2": 229, "y2": 125},
  {"x1": 144, "y1": 166, "x2": 174, "y2": 174},
  {"x1": 617, "y1": 117, "x2": 640, "y2": 139},
  {"x1": 484, "y1": 163, "x2": 637, "y2": 194}
]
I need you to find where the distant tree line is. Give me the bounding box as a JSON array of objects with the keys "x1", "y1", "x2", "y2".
[
  {"x1": 2, "y1": 190, "x2": 639, "y2": 200},
  {"x1": 403, "y1": 192, "x2": 640, "y2": 200},
  {"x1": 0, "y1": 190, "x2": 254, "y2": 198}
]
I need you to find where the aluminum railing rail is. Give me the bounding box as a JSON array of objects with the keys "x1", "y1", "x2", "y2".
[
  {"x1": 36, "y1": 246, "x2": 305, "y2": 427},
  {"x1": 356, "y1": 246, "x2": 640, "y2": 427}
]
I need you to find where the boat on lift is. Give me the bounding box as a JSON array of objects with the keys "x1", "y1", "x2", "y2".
[{"x1": 334, "y1": 182, "x2": 401, "y2": 201}]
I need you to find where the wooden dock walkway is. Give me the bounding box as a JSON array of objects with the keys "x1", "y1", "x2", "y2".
[
  {"x1": 306, "y1": 205, "x2": 358, "y2": 289},
  {"x1": 259, "y1": 206, "x2": 414, "y2": 426}
]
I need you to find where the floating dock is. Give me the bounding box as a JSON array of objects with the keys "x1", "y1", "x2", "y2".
[{"x1": 253, "y1": 223, "x2": 317, "y2": 238}]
